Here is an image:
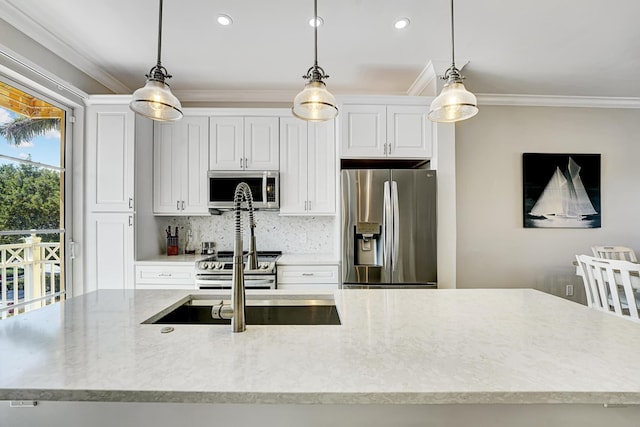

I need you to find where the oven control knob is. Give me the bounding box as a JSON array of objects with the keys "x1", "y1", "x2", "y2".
[
  {"x1": 199, "y1": 262, "x2": 208, "y2": 269},
  {"x1": 215, "y1": 263, "x2": 224, "y2": 270}
]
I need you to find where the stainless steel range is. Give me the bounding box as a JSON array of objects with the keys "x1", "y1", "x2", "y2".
[{"x1": 195, "y1": 251, "x2": 281, "y2": 289}]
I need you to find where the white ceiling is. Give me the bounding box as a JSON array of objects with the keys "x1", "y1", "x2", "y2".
[{"x1": 2, "y1": 0, "x2": 640, "y2": 102}]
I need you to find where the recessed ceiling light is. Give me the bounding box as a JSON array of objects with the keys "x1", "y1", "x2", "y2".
[
  {"x1": 394, "y1": 18, "x2": 410, "y2": 30},
  {"x1": 308, "y1": 16, "x2": 324, "y2": 27},
  {"x1": 217, "y1": 14, "x2": 233, "y2": 26}
]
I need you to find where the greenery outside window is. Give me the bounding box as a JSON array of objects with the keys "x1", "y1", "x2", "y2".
[{"x1": 0, "y1": 80, "x2": 66, "y2": 319}]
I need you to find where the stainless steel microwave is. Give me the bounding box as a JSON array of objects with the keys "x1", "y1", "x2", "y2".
[{"x1": 207, "y1": 170, "x2": 279, "y2": 210}]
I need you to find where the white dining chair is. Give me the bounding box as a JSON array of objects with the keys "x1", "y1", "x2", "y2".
[
  {"x1": 591, "y1": 245, "x2": 638, "y2": 262},
  {"x1": 575, "y1": 254, "x2": 640, "y2": 322}
]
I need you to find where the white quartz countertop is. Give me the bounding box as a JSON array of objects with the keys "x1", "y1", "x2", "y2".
[
  {"x1": 277, "y1": 253, "x2": 339, "y2": 265},
  {"x1": 2, "y1": 288, "x2": 640, "y2": 405}
]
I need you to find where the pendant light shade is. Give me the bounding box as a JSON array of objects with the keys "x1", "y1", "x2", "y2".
[
  {"x1": 428, "y1": 0, "x2": 478, "y2": 123},
  {"x1": 292, "y1": 0, "x2": 338, "y2": 122},
  {"x1": 130, "y1": 0, "x2": 183, "y2": 122}
]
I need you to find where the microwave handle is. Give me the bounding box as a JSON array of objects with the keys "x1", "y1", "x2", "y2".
[{"x1": 263, "y1": 173, "x2": 267, "y2": 203}]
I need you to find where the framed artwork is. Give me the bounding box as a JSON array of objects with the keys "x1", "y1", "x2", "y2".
[{"x1": 523, "y1": 153, "x2": 601, "y2": 228}]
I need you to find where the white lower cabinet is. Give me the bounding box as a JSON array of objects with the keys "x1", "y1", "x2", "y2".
[
  {"x1": 277, "y1": 264, "x2": 339, "y2": 291},
  {"x1": 85, "y1": 212, "x2": 134, "y2": 292},
  {"x1": 135, "y1": 264, "x2": 196, "y2": 290}
]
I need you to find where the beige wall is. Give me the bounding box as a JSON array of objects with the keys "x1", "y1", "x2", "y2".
[{"x1": 455, "y1": 105, "x2": 640, "y2": 302}]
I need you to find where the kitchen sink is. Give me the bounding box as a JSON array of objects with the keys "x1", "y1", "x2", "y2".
[{"x1": 143, "y1": 294, "x2": 341, "y2": 325}]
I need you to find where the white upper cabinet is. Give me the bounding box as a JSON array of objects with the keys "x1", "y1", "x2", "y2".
[
  {"x1": 279, "y1": 117, "x2": 336, "y2": 215},
  {"x1": 153, "y1": 116, "x2": 209, "y2": 215},
  {"x1": 340, "y1": 102, "x2": 433, "y2": 159},
  {"x1": 386, "y1": 105, "x2": 433, "y2": 158},
  {"x1": 210, "y1": 116, "x2": 279, "y2": 170},
  {"x1": 85, "y1": 104, "x2": 135, "y2": 212},
  {"x1": 340, "y1": 104, "x2": 386, "y2": 158}
]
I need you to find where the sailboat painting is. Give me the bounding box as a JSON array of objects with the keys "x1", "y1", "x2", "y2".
[{"x1": 523, "y1": 153, "x2": 601, "y2": 228}]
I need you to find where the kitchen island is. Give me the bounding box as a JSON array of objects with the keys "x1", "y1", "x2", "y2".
[{"x1": 1, "y1": 288, "x2": 640, "y2": 426}]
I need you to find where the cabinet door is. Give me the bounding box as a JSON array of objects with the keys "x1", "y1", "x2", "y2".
[
  {"x1": 86, "y1": 105, "x2": 135, "y2": 212},
  {"x1": 209, "y1": 117, "x2": 244, "y2": 170},
  {"x1": 85, "y1": 212, "x2": 134, "y2": 292},
  {"x1": 279, "y1": 118, "x2": 308, "y2": 214},
  {"x1": 340, "y1": 104, "x2": 386, "y2": 158},
  {"x1": 307, "y1": 120, "x2": 336, "y2": 214},
  {"x1": 387, "y1": 105, "x2": 433, "y2": 158},
  {"x1": 244, "y1": 117, "x2": 279, "y2": 170},
  {"x1": 153, "y1": 122, "x2": 183, "y2": 214},
  {"x1": 181, "y1": 117, "x2": 209, "y2": 214}
]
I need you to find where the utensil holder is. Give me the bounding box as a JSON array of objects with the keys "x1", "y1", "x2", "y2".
[{"x1": 167, "y1": 236, "x2": 178, "y2": 256}]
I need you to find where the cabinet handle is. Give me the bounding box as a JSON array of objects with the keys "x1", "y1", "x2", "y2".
[
  {"x1": 128, "y1": 215, "x2": 133, "y2": 227},
  {"x1": 128, "y1": 197, "x2": 133, "y2": 209},
  {"x1": 388, "y1": 143, "x2": 391, "y2": 155},
  {"x1": 244, "y1": 158, "x2": 248, "y2": 168},
  {"x1": 176, "y1": 201, "x2": 180, "y2": 210},
  {"x1": 301, "y1": 273, "x2": 314, "y2": 276},
  {"x1": 240, "y1": 158, "x2": 243, "y2": 169},
  {"x1": 304, "y1": 201, "x2": 307, "y2": 211},
  {"x1": 182, "y1": 201, "x2": 185, "y2": 210},
  {"x1": 308, "y1": 200, "x2": 312, "y2": 211},
  {"x1": 158, "y1": 273, "x2": 172, "y2": 277}
]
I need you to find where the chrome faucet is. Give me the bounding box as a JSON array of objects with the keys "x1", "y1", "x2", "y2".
[{"x1": 211, "y1": 182, "x2": 257, "y2": 332}]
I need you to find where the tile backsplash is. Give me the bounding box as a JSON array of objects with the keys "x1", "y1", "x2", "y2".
[{"x1": 159, "y1": 212, "x2": 336, "y2": 254}]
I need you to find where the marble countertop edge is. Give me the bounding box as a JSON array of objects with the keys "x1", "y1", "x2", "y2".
[{"x1": 2, "y1": 389, "x2": 640, "y2": 405}]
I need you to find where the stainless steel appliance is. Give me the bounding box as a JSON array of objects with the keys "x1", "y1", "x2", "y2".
[
  {"x1": 341, "y1": 169, "x2": 437, "y2": 288},
  {"x1": 208, "y1": 170, "x2": 279, "y2": 210},
  {"x1": 195, "y1": 251, "x2": 281, "y2": 289}
]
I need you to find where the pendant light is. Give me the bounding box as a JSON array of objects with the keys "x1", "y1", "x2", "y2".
[
  {"x1": 292, "y1": 0, "x2": 338, "y2": 122},
  {"x1": 428, "y1": 0, "x2": 478, "y2": 123},
  {"x1": 130, "y1": 0, "x2": 183, "y2": 122}
]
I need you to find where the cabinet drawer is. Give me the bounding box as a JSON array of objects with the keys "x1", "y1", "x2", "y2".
[
  {"x1": 135, "y1": 265, "x2": 195, "y2": 287},
  {"x1": 277, "y1": 265, "x2": 339, "y2": 284}
]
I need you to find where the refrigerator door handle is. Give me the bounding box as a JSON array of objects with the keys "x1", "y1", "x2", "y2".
[
  {"x1": 391, "y1": 181, "x2": 399, "y2": 272},
  {"x1": 383, "y1": 181, "x2": 392, "y2": 269}
]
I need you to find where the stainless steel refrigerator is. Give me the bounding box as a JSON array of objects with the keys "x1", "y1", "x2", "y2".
[{"x1": 341, "y1": 168, "x2": 437, "y2": 288}]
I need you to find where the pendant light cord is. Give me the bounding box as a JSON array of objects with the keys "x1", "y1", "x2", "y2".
[
  {"x1": 157, "y1": 0, "x2": 164, "y2": 67},
  {"x1": 313, "y1": 0, "x2": 318, "y2": 67},
  {"x1": 449, "y1": 0, "x2": 455, "y2": 68}
]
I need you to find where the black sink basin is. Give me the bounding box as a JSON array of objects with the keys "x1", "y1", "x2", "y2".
[{"x1": 145, "y1": 296, "x2": 341, "y2": 326}]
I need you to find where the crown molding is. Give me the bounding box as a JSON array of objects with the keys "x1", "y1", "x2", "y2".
[
  {"x1": 0, "y1": 0, "x2": 131, "y2": 94},
  {"x1": 407, "y1": 61, "x2": 438, "y2": 96},
  {"x1": 477, "y1": 94, "x2": 640, "y2": 109}
]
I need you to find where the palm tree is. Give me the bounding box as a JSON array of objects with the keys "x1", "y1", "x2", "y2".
[{"x1": 0, "y1": 117, "x2": 60, "y2": 146}]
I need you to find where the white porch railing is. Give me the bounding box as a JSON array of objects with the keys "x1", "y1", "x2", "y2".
[{"x1": 0, "y1": 235, "x2": 64, "y2": 319}]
